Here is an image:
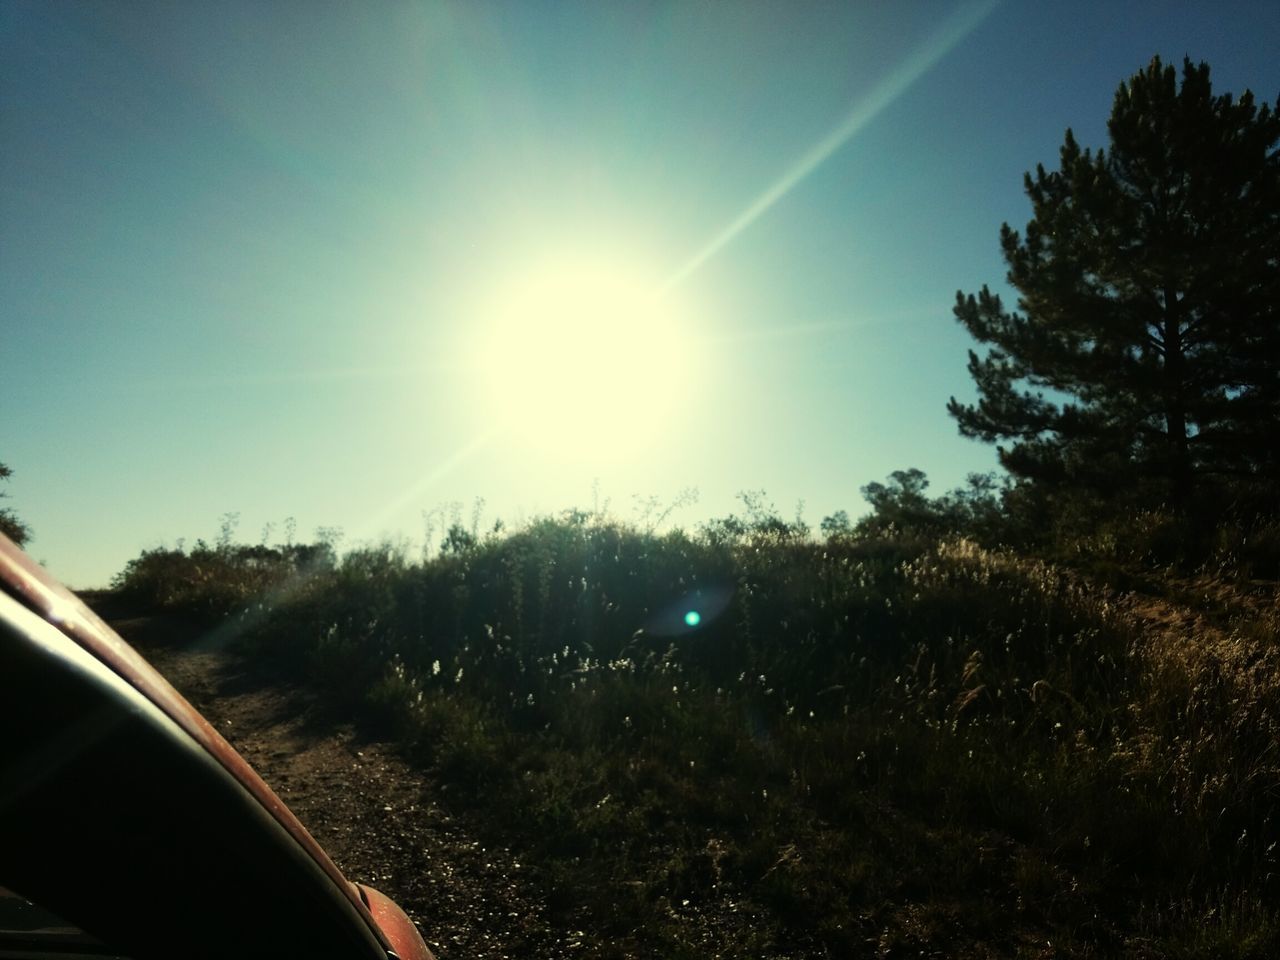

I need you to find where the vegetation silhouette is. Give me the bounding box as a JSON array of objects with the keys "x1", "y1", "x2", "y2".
[
  {"x1": 951, "y1": 56, "x2": 1280, "y2": 529},
  {"x1": 0, "y1": 461, "x2": 31, "y2": 546},
  {"x1": 113, "y1": 489, "x2": 1280, "y2": 956}
]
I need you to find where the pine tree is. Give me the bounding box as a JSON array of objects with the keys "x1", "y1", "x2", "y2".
[{"x1": 949, "y1": 57, "x2": 1280, "y2": 510}]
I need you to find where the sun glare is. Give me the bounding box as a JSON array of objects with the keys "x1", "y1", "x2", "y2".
[{"x1": 472, "y1": 254, "x2": 698, "y2": 462}]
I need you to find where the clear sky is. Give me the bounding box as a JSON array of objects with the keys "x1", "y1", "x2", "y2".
[{"x1": 3, "y1": 1, "x2": 1278, "y2": 587}]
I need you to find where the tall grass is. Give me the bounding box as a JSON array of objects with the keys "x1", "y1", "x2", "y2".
[{"x1": 116, "y1": 510, "x2": 1280, "y2": 957}]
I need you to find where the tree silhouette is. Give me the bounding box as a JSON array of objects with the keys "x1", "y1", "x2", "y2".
[
  {"x1": 0, "y1": 461, "x2": 32, "y2": 546},
  {"x1": 950, "y1": 57, "x2": 1280, "y2": 510}
]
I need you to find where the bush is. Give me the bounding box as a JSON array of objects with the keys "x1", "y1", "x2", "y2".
[{"x1": 111, "y1": 538, "x2": 334, "y2": 623}]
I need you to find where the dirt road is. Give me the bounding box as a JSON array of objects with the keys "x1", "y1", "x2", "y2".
[{"x1": 104, "y1": 609, "x2": 586, "y2": 960}]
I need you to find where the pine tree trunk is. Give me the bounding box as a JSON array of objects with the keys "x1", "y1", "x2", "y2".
[{"x1": 1162, "y1": 288, "x2": 1192, "y2": 509}]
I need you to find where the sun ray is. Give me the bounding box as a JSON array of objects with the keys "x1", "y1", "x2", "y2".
[
  {"x1": 659, "y1": 0, "x2": 1001, "y2": 294},
  {"x1": 696, "y1": 311, "x2": 936, "y2": 348},
  {"x1": 123, "y1": 362, "x2": 459, "y2": 394},
  {"x1": 349, "y1": 430, "x2": 495, "y2": 543}
]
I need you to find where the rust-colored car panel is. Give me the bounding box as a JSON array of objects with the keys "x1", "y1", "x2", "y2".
[
  {"x1": 358, "y1": 884, "x2": 433, "y2": 960},
  {"x1": 0, "y1": 534, "x2": 434, "y2": 960}
]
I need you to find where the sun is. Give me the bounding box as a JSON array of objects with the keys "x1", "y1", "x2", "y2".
[{"x1": 471, "y1": 252, "x2": 699, "y2": 462}]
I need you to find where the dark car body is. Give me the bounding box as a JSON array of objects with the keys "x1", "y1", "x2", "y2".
[{"x1": 0, "y1": 534, "x2": 433, "y2": 960}]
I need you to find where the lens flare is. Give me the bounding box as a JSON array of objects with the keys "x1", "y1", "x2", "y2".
[{"x1": 643, "y1": 583, "x2": 734, "y2": 637}]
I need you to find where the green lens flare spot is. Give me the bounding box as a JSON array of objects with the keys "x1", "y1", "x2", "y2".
[{"x1": 684, "y1": 610, "x2": 701, "y2": 627}]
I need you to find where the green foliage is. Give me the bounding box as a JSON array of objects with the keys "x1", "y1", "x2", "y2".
[
  {"x1": 111, "y1": 527, "x2": 335, "y2": 623},
  {"x1": 950, "y1": 57, "x2": 1280, "y2": 510},
  {"x1": 114, "y1": 506, "x2": 1275, "y2": 956},
  {"x1": 852, "y1": 468, "x2": 1009, "y2": 546},
  {"x1": 0, "y1": 461, "x2": 32, "y2": 546}
]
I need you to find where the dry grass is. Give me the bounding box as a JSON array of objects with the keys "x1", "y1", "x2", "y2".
[{"x1": 114, "y1": 514, "x2": 1280, "y2": 957}]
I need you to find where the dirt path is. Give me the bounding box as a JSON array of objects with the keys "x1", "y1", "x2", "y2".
[{"x1": 104, "y1": 610, "x2": 584, "y2": 960}]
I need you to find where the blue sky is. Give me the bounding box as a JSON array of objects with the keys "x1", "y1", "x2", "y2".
[{"x1": 3, "y1": 1, "x2": 1278, "y2": 587}]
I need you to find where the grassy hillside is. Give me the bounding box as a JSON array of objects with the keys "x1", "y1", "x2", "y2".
[{"x1": 112, "y1": 514, "x2": 1280, "y2": 958}]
